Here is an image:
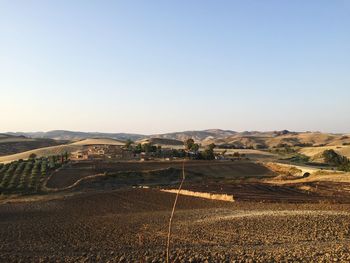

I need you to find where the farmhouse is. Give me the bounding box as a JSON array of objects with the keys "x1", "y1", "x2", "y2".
[
  {"x1": 71, "y1": 144, "x2": 133, "y2": 160},
  {"x1": 70, "y1": 150, "x2": 89, "y2": 160}
]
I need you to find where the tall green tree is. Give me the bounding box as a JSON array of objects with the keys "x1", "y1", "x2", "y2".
[
  {"x1": 185, "y1": 138, "x2": 195, "y2": 151},
  {"x1": 125, "y1": 139, "x2": 133, "y2": 149}
]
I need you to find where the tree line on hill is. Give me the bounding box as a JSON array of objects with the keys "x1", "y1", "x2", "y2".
[{"x1": 124, "y1": 138, "x2": 216, "y2": 160}]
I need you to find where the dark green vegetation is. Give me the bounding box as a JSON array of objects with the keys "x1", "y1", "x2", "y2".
[
  {"x1": 125, "y1": 138, "x2": 216, "y2": 160},
  {"x1": 184, "y1": 138, "x2": 199, "y2": 152},
  {"x1": 0, "y1": 154, "x2": 67, "y2": 195},
  {"x1": 270, "y1": 145, "x2": 297, "y2": 155},
  {"x1": 132, "y1": 142, "x2": 160, "y2": 154},
  {"x1": 323, "y1": 150, "x2": 350, "y2": 172},
  {"x1": 184, "y1": 139, "x2": 216, "y2": 159},
  {"x1": 281, "y1": 153, "x2": 311, "y2": 165}
]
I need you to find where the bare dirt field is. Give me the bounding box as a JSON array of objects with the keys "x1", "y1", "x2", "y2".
[
  {"x1": 1, "y1": 189, "x2": 350, "y2": 262},
  {"x1": 46, "y1": 160, "x2": 273, "y2": 189},
  {"x1": 2, "y1": 159, "x2": 350, "y2": 262}
]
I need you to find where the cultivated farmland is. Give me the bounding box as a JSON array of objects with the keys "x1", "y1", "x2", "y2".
[
  {"x1": 0, "y1": 155, "x2": 66, "y2": 194},
  {"x1": 1, "y1": 189, "x2": 350, "y2": 262}
]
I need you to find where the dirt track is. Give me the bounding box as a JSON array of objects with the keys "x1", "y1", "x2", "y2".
[{"x1": 1, "y1": 189, "x2": 350, "y2": 262}]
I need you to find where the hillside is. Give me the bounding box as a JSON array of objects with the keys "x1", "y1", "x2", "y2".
[
  {"x1": 5, "y1": 129, "x2": 237, "y2": 144},
  {"x1": 6, "y1": 130, "x2": 145, "y2": 141},
  {"x1": 299, "y1": 145, "x2": 350, "y2": 162},
  {"x1": 205, "y1": 131, "x2": 350, "y2": 149},
  {"x1": 3, "y1": 130, "x2": 350, "y2": 152},
  {"x1": 137, "y1": 137, "x2": 184, "y2": 147},
  {"x1": 151, "y1": 129, "x2": 237, "y2": 142},
  {"x1": 0, "y1": 138, "x2": 126, "y2": 163},
  {"x1": 71, "y1": 138, "x2": 125, "y2": 146},
  {"x1": 10, "y1": 129, "x2": 236, "y2": 142},
  {"x1": 0, "y1": 145, "x2": 81, "y2": 163},
  {"x1": 0, "y1": 134, "x2": 64, "y2": 156}
]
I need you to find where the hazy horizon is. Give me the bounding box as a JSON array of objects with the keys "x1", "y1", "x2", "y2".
[
  {"x1": 2, "y1": 128, "x2": 349, "y2": 136},
  {"x1": 1, "y1": 1, "x2": 350, "y2": 134}
]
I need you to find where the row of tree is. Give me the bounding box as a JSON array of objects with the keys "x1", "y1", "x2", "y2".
[
  {"x1": 124, "y1": 138, "x2": 217, "y2": 160},
  {"x1": 0, "y1": 154, "x2": 68, "y2": 194},
  {"x1": 184, "y1": 138, "x2": 216, "y2": 160}
]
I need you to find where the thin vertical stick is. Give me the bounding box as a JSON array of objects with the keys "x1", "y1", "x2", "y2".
[{"x1": 166, "y1": 161, "x2": 186, "y2": 263}]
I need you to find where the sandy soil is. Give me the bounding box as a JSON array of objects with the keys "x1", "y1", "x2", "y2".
[{"x1": 71, "y1": 138, "x2": 125, "y2": 146}]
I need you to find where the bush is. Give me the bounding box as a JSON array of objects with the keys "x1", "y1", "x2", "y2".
[
  {"x1": 303, "y1": 172, "x2": 311, "y2": 178},
  {"x1": 288, "y1": 154, "x2": 310, "y2": 163},
  {"x1": 322, "y1": 149, "x2": 350, "y2": 171},
  {"x1": 18, "y1": 161, "x2": 32, "y2": 190},
  {"x1": 0, "y1": 162, "x2": 18, "y2": 189},
  {"x1": 8, "y1": 161, "x2": 25, "y2": 190},
  {"x1": 199, "y1": 144, "x2": 216, "y2": 160},
  {"x1": 29, "y1": 153, "x2": 37, "y2": 159},
  {"x1": 28, "y1": 159, "x2": 41, "y2": 191}
]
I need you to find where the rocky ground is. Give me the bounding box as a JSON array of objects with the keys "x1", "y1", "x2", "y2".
[{"x1": 1, "y1": 188, "x2": 350, "y2": 262}]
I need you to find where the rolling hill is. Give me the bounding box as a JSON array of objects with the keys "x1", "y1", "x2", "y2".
[
  {"x1": 3, "y1": 130, "x2": 350, "y2": 157},
  {"x1": 6, "y1": 129, "x2": 236, "y2": 142},
  {"x1": 0, "y1": 138, "x2": 126, "y2": 163},
  {"x1": 137, "y1": 137, "x2": 184, "y2": 147},
  {"x1": 299, "y1": 145, "x2": 350, "y2": 162},
  {"x1": 71, "y1": 138, "x2": 125, "y2": 146},
  {"x1": 0, "y1": 134, "x2": 65, "y2": 156},
  {"x1": 150, "y1": 129, "x2": 237, "y2": 142},
  {"x1": 203, "y1": 131, "x2": 350, "y2": 149},
  {"x1": 6, "y1": 130, "x2": 145, "y2": 141}
]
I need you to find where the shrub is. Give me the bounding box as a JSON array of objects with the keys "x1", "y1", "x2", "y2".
[
  {"x1": 303, "y1": 172, "x2": 311, "y2": 178},
  {"x1": 18, "y1": 161, "x2": 32, "y2": 190},
  {"x1": 29, "y1": 153, "x2": 37, "y2": 159},
  {"x1": 0, "y1": 162, "x2": 18, "y2": 189},
  {"x1": 8, "y1": 161, "x2": 25, "y2": 190},
  {"x1": 289, "y1": 154, "x2": 310, "y2": 163},
  {"x1": 322, "y1": 149, "x2": 350, "y2": 171}
]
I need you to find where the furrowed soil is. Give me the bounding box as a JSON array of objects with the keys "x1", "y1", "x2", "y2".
[
  {"x1": 46, "y1": 160, "x2": 273, "y2": 189},
  {"x1": 1, "y1": 189, "x2": 350, "y2": 262}
]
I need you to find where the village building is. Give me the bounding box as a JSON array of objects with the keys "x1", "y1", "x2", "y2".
[{"x1": 71, "y1": 144, "x2": 133, "y2": 161}]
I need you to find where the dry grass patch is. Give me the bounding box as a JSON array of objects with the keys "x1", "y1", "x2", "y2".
[{"x1": 161, "y1": 189, "x2": 235, "y2": 202}]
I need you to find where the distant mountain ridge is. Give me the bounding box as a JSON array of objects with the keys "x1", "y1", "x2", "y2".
[
  {"x1": 4, "y1": 129, "x2": 350, "y2": 150},
  {"x1": 5, "y1": 129, "x2": 237, "y2": 142},
  {"x1": 6, "y1": 130, "x2": 145, "y2": 141},
  {"x1": 150, "y1": 129, "x2": 237, "y2": 142},
  {"x1": 0, "y1": 133, "x2": 64, "y2": 156}
]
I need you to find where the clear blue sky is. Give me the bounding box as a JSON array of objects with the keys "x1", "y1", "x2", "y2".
[{"x1": 1, "y1": 0, "x2": 349, "y2": 134}]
